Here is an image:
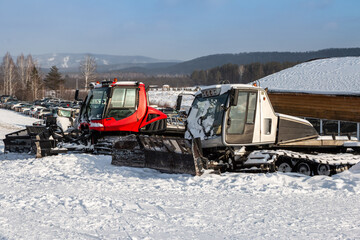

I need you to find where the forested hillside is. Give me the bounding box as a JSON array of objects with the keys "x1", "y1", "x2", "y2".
[
  {"x1": 190, "y1": 62, "x2": 298, "y2": 85},
  {"x1": 151, "y1": 48, "x2": 360, "y2": 74}
]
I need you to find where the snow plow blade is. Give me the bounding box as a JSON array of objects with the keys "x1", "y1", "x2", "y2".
[
  {"x1": 111, "y1": 135, "x2": 205, "y2": 175},
  {"x1": 3, "y1": 125, "x2": 67, "y2": 158}
]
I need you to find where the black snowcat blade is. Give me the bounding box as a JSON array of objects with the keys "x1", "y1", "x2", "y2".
[
  {"x1": 3, "y1": 125, "x2": 67, "y2": 158},
  {"x1": 111, "y1": 135, "x2": 205, "y2": 175}
]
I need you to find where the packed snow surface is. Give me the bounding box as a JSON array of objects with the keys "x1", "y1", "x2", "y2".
[
  {"x1": 259, "y1": 57, "x2": 360, "y2": 95},
  {"x1": 1, "y1": 109, "x2": 360, "y2": 239}
]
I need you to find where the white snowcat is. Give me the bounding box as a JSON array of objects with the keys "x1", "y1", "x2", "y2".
[{"x1": 111, "y1": 84, "x2": 360, "y2": 176}]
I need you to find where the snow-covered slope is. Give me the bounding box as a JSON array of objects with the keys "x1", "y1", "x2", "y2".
[
  {"x1": 1, "y1": 109, "x2": 360, "y2": 239},
  {"x1": 258, "y1": 57, "x2": 360, "y2": 95}
]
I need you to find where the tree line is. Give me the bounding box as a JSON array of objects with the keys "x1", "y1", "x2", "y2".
[
  {"x1": 190, "y1": 62, "x2": 298, "y2": 85},
  {"x1": 0, "y1": 53, "x2": 97, "y2": 101},
  {"x1": 0, "y1": 53, "x2": 43, "y2": 101}
]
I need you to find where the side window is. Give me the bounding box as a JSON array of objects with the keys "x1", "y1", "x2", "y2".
[
  {"x1": 264, "y1": 118, "x2": 272, "y2": 135},
  {"x1": 227, "y1": 91, "x2": 257, "y2": 135},
  {"x1": 111, "y1": 88, "x2": 126, "y2": 108},
  {"x1": 124, "y1": 89, "x2": 136, "y2": 108},
  {"x1": 246, "y1": 92, "x2": 257, "y2": 124},
  {"x1": 110, "y1": 88, "x2": 136, "y2": 108},
  {"x1": 228, "y1": 92, "x2": 248, "y2": 134}
]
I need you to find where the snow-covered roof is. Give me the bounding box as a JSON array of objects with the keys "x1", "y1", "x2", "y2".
[
  {"x1": 258, "y1": 57, "x2": 360, "y2": 95},
  {"x1": 195, "y1": 83, "x2": 261, "y2": 97}
]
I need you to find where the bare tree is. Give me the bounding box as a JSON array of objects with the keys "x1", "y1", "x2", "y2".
[
  {"x1": 15, "y1": 54, "x2": 36, "y2": 100},
  {"x1": 0, "y1": 61, "x2": 3, "y2": 95},
  {"x1": 25, "y1": 54, "x2": 35, "y2": 88},
  {"x1": 17, "y1": 54, "x2": 26, "y2": 89},
  {"x1": 1, "y1": 52, "x2": 17, "y2": 95},
  {"x1": 80, "y1": 55, "x2": 97, "y2": 90}
]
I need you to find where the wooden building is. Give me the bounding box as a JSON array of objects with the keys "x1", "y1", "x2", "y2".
[{"x1": 268, "y1": 91, "x2": 360, "y2": 122}]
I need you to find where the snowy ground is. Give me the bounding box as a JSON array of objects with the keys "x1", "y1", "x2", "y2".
[{"x1": 1, "y1": 108, "x2": 360, "y2": 239}]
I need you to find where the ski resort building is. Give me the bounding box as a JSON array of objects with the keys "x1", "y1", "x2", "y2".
[{"x1": 258, "y1": 57, "x2": 360, "y2": 138}]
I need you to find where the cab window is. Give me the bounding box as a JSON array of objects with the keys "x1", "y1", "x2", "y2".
[
  {"x1": 106, "y1": 88, "x2": 137, "y2": 120},
  {"x1": 227, "y1": 91, "x2": 257, "y2": 135}
]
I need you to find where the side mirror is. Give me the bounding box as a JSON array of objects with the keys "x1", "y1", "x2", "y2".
[
  {"x1": 75, "y1": 89, "x2": 79, "y2": 101},
  {"x1": 176, "y1": 95, "x2": 183, "y2": 112},
  {"x1": 75, "y1": 89, "x2": 83, "y2": 102},
  {"x1": 230, "y1": 89, "x2": 238, "y2": 106}
]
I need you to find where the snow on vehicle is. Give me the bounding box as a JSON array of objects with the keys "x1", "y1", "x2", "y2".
[{"x1": 111, "y1": 83, "x2": 360, "y2": 176}]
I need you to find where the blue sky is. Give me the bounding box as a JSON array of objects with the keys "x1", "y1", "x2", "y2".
[{"x1": 0, "y1": 0, "x2": 359, "y2": 60}]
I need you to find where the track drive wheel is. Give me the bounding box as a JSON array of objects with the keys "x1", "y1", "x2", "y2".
[
  {"x1": 276, "y1": 156, "x2": 293, "y2": 173},
  {"x1": 295, "y1": 162, "x2": 312, "y2": 176},
  {"x1": 316, "y1": 164, "x2": 331, "y2": 176}
]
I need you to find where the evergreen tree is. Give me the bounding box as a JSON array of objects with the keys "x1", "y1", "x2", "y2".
[{"x1": 43, "y1": 65, "x2": 64, "y2": 90}]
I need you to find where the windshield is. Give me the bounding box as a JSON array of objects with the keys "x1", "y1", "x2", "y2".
[
  {"x1": 87, "y1": 88, "x2": 108, "y2": 120},
  {"x1": 106, "y1": 87, "x2": 137, "y2": 120},
  {"x1": 185, "y1": 93, "x2": 228, "y2": 139}
]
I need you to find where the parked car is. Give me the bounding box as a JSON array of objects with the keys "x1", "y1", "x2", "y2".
[
  {"x1": 33, "y1": 107, "x2": 49, "y2": 118},
  {"x1": 42, "y1": 108, "x2": 57, "y2": 120},
  {"x1": 4, "y1": 101, "x2": 18, "y2": 109},
  {"x1": 20, "y1": 104, "x2": 33, "y2": 114},
  {"x1": 29, "y1": 106, "x2": 44, "y2": 117},
  {"x1": 37, "y1": 108, "x2": 51, "y2": 119},
  {"x1": 13, "y1": 102, "x2": 28, "y2": 112}
]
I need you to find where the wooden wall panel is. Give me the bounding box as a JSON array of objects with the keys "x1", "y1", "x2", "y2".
[{"x1": 267, "y1": 92, "x2": 360, "y2": 122}]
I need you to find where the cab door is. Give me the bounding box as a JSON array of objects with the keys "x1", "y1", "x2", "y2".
[
  {"x1": 257, "y1": 90, "x2": 278, "y2": 144},
  {"x1": 224, "y1": 90, "x2": 258, "y2": 145}
]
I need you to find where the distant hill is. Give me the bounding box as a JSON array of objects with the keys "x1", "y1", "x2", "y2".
[
  {"x1": 33, "y1": 53, "x2": 180, "y2": 72},
  {"x1": 34, "y1": 48, "x2": 360, "y2": 75}
]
